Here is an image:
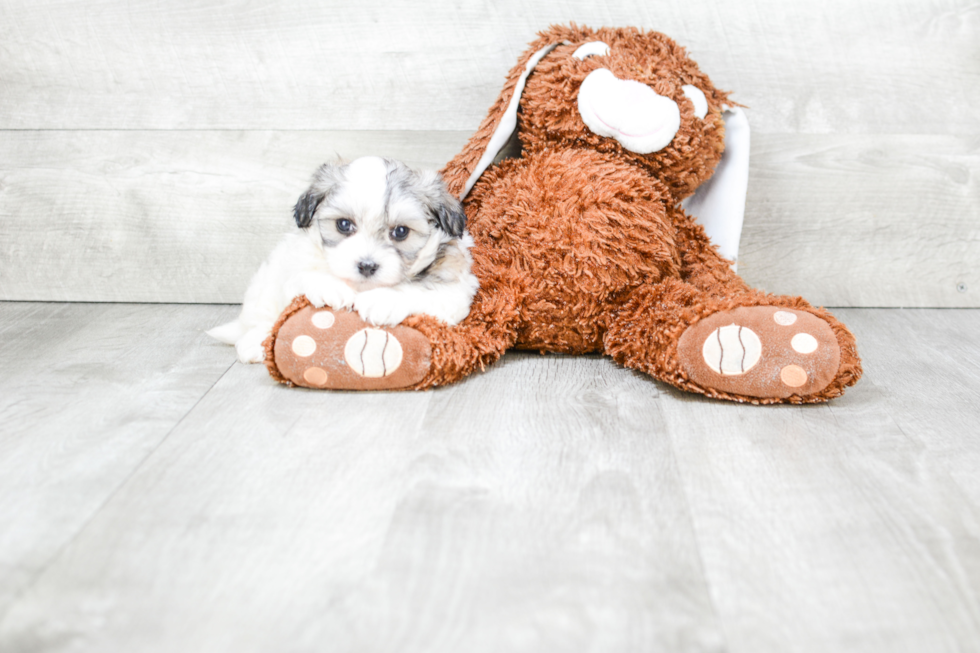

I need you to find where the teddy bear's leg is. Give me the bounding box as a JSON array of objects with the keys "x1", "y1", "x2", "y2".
[
  {"x1": 603, "y1": 278, "x2": 862, "y2": 403},
  {"x1": 401, "y1": 297, "x2": 521, "y2": 390},
  {"x1": 265, "y1": 283, "x2": 521, "y2": 391},
  {"x1": 264, "y1": 297, "x2": 434, "y2": 390}
]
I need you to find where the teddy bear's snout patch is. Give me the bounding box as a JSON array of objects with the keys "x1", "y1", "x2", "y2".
[{"x1": 577, "y1": 68, "x2": 680, "y2": 154}]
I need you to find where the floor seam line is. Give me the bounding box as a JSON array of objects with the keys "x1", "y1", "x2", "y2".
[{"x1": 664, "y1": 415, "x2": 735, "y2": 653}]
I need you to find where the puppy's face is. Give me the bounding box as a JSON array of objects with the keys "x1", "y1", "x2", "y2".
[{"x1": 293, "y1": 157, "x2": 466, "y2": 291}]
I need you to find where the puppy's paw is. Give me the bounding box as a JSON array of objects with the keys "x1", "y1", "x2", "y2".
[
  {"x1": 235, "y1": 326, "x2": 272, "y2": 364},
  {"x1": 306, "y1": 284, "x2": 356, "y2": 311},
  {"x1": 236, "y1": 342, "x2": 267, "y2": 364},
  {"x1": 284, "y1": 273, "x2": 355, "y2": 310},
  {"x1": 354, "y1": 288, "x2": 412, "y2": 326}
]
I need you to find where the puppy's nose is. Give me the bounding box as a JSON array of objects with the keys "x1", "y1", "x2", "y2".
[{"x1": 357, "y1": 260, "x2": 379, "y2": 277}]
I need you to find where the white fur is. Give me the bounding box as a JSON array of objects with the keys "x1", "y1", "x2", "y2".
[{"x1": 207, "y1": 157, "x2": 479, "y2": 364}]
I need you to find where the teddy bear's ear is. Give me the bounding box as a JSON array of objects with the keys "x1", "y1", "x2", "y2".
[
  {"x1": 441, "y1": 38, "x2": 564, "y2": 200},
  {"x1": 681, "y1": 107, "x2": 751, "y2": 270}
]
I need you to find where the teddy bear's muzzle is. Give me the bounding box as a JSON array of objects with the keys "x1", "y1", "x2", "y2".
[{"x1": 577, "y1": 68, "x2": 681, "y2": 154}]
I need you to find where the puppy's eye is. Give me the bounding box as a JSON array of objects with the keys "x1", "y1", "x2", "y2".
[
  {"x1": 390, "y1": 225, "x2": 410, "y2": 242},
  {"x1": 336, "y1": 218, "x2": 356, "y2": 235}
]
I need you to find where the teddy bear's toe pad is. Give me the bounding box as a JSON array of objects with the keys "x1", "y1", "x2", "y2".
[
  {"x1": 677, "y1": 306, "x2": 840, "y2": 399},
  {"x1": 272, "y1": 305, "x2": 431, "y2": 390}
]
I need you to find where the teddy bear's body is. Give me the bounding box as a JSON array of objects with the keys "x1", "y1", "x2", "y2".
[
  {"x1": 265, "y1": 25, "x2": 861, "y2": 404},
  {"x1": 467, "y1": 148, "x2": 682, "y2": 354}
]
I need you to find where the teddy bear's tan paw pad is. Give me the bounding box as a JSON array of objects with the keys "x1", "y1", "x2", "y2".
[
  {"x1": 272, "y1": 305, "x2": 430, "y2": 390},
  {"x1": 677, "y1": 307, "x2": 840, "y2": 399}
]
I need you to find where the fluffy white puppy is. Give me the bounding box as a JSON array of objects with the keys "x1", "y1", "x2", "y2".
[{"x1": 208, "y1": 156, "x2": 479, "y2": 363}]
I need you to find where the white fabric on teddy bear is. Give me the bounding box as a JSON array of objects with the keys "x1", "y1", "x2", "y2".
[{"x1": 682, "y1": 107, "x2": 750, "y2": 270}]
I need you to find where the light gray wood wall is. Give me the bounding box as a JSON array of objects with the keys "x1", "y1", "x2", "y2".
[{"x1": 1, "y1": 0, "x2": 978, "y2": 306}]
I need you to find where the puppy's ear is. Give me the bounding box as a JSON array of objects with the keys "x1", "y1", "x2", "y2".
[
  {"x1": 293, "y1": 162, "x2": 346, "y2": 228},
  {"x1": 416, "y1": 169, "x2": 466, "y2": 238},
  {"x1": 293, "y1": 188, "x2": 323, "y2": 229},
  {"x1": 433, "y1": 196, "x2": 466, "y2": 239}
]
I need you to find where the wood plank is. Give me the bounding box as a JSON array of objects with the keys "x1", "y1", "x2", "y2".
[
  {"x1": 835, "y1": 308, "x2": 980, "y2": 502},
  {"x1": 0, "y1": 302, "x2": 237, "y2": 619},
  {"x1": 1, "y1": 131, "x2": 977, "y2": 307},
  {"x1": 0, "y1": 352, "x2": 726, "y2": 652},
  {"x1": 738, "y1": 135, "x2": 980, "y2": 307},
  {"x1": 0, "y1": 0, "x2": 976, "y2": 133},
  {"x1": 659, "y1": 308, "x2": 980, "y2": 652}
]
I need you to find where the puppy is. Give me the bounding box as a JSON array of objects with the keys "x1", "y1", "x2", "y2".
[{"x1": 207, "y1": 156, "x2": 479, "y2": 363}]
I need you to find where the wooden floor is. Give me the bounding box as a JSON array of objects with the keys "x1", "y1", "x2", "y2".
[{"x1": 0, "y1": 302, "x2": 978, "y2": 652}]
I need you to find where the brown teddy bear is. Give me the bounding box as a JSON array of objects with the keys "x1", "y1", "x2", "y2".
[{"x1": 264, "y1": 24, "x2": 862, "y2": 404}]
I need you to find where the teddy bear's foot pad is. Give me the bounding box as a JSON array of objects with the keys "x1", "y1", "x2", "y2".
[
  {"x1": 271, "y1": 305, "x2": 431, "y2": 390},
  {"x1": 677, "y1": 306, "x2": 840, "y2": 399}
]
